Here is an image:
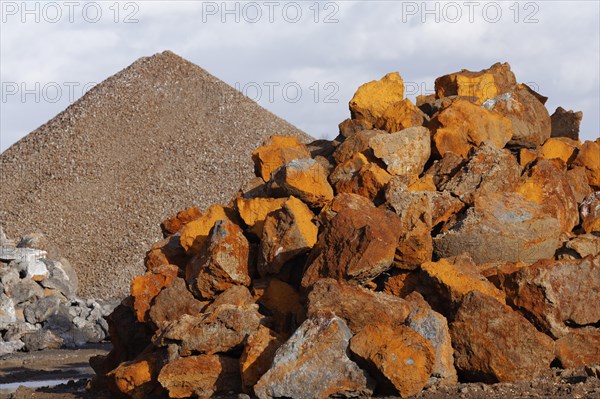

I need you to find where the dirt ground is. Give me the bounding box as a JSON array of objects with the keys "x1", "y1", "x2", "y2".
[{"x1": 1, "y1": 346, "x2": 599, "y2": 399}]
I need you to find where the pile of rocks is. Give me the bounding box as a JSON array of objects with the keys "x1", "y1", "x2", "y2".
[
  {"x1": 0, "y1": 228, "x2": 117, "y2": 355},
  {"x1": 90, "y1": 63, "x2": 600, "y2": 399}
]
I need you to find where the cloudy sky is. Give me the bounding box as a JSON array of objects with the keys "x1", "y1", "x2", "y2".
[{"x1": 1, "y1": 0, "x2": 598, "y2": 151}]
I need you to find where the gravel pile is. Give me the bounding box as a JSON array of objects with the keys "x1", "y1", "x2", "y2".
[{"x1": 0, "y1": 50, "x2": 311, "y2": 299}]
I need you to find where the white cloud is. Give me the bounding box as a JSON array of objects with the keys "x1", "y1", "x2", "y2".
[{"x1": 1, "y1": 0, "x2": 598, "y2": 152}]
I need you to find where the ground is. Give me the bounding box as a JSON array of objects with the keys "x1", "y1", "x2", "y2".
[{"x1": 1, "y1": 347, "x2": 599, "y2": 399}]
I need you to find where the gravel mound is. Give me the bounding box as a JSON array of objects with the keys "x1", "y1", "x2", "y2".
[{"x1": 0, "y1": 50, "x2": 311, "y2": 299}]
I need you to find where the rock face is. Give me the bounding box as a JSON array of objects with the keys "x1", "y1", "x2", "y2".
[
  {"x1": 91, "y1": 63, "x2": 600, "y2": 399},
  {"x1": 254, "y1": 312, "x2": 373, "y2": 399},
  {"x1": 572, "y1": 139, "x2": 600, "y2": 189},
  {"x1": 433, "y1": 192, "x2": 561, "y2": 264},
  {"x1": 498, "y1": 255, "x2": 600, "y2": 338},
  {"x1": 350, "y1": 323, "x2": 435, "y2": 397},
  {"x1": 450, "y1": 291, "x2": 555, "y2": 383},
  {"x1": 349, "y1": 72, "x2": 405, "y2": 126},
  {"x1": 434, "y1": 62, "x2": 517, "y2": 104},
  {"x1": 369, "y1": 126, "x2": 431, "y2": 176},
  {"x1": 302, "y1": 207, "x2": 401, "y2": 287},
  {"x1": 428, "y1": 99, "x2": 513, "y2": 158},
  {"x1": 186, "y1": 220, "x2": 250, "y2": 300}
]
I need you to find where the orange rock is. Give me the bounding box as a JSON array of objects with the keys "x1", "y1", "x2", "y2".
[
  {"x1": 332, "y1": 129, "x2": 382, "y2": 164},
  {"x1": 555, "y1": 328, "x2": 600, "y2": 368},
  {"x1": 270, "y1": 159, "x2": 334, "y2": 208},
  {"x1": 429, "y1": 99, "x2": 513, "y2": 159},
  {"x1": 149, "y1": 277, "x2": 205, "y2": 328},
  {"x1": 157, "y1": 354, "x2": 241, "y2": 399},
  {"x1": 235, "y1": 197, "x2": 288, "y2": 236},
  {"x1": 369, "y1": 126, "x2": 431, "y2": 176},
  {"x1": 581, "y1": 192, "x2": 600, "y2": 233},
  {"x1": 306, "y1": 279, "x2": 410, "y2": 334},
  {"x1": 302, "y1": 207, "x2": 402, "y2": 287},
  {"x1": 382, "y1": 270, "x2": 422, "y2": 298},
  {"x1": 572, "y1": 139, "x2": 600, "y2": 189},
  {"x1": 157, "y1": 286, "x2": 263, "y2": 356},
  {"x1": 186, "y1": 219, "x2": 250, "y2": 300},
  {"x1": 519, "y1": 148, "x2": 539, "y2": 167},
  {"x1": 332, "y1": 160, "x2": 392, "y2": 202},
  {"x1": 258, "y1": 197, "x2": 317, "y2": 276},
  {"x1": 252, "y1": 135, "x2": 311, "y2": 181},
  {"x1": 421, "y1": 258, "x2": 506, "y2": 308},
  {"x1": 434, "y1": 62, "x2": 516, "y2": 104},
  {"x1": 108, "y1": 351, "x2": 164, "y2": 399},
  {"x1": 130, "y1": 264, "x2": 178, "y2": 322},
  {"x1": 349, "y1": 72, "x2": 405, "y2": 125},
  {"x1": 144, "y1": 235, "x2": 188, "y2": 272},
  {"x1": 499, "y1": 255, "x2": 600, "y2": 339},
  {"x1": 407, "y1": 175, "x2": 436, "y2": 192},
  {"x1": 255, "y1": 278, "x2": 305, "y2": 334},
  {"x1": 516, "y1": 159, "x2": 579, "y2": 233},
  {"x1": 240, "y1": 325, "x2": 284, "y2": 393},
  {"x1": 375, "y1": 99, "x2": 426, "y2": 133},
  {"x1": 540, "y1": 137, "x2": 579, "y2": 164},
  {"x1": 450, "y1": 291, "x2": 555, "y2": 383},
  {"x1": 566, "y1": 167, "x2": 593, "y2": 203},
  {"x1": 179, "y1": 204, "x2": 236, "y2": 254},
  {"x1": 338, "y1": 118, "x2": 372, "y2": 137},
  {"x1": 316, "y1": 193, "x2": 374, "y2": 226},
  {"x1": 484, "y1": 88, "x2": 551, "y2": 147},
  {"x1": 160, "y1": 206, "x2": 202, "y2": 237},
  {"x1": 350, "y1": 323, "x2": 435, "y2": 397}
]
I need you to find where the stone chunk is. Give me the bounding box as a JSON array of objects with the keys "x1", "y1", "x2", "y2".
[
  {"x1": 270, "y1": 158, "x2": 334, "y2": 208},
  {"x1": 375, "y1": 98, "x2": 426, "y2": 133},
  {"x1": 369, "y1": 126, "x2": 431, "y2": 176},
  {"x1": 551, "y1": 106, "x2": 583, "y2": 140},
  {"x1": 252, "y1": 135, "x2": 311, "y2": 181},
  {"x1": 350, "y1": 323, "x2": 435, "y2": 397},
  {"x1": 254, "y1": 312, "x2": 373, "y2": 399},
  {"x1": 235, "y1": 197, "x2": 288, "y2": 236},
  {"x1": 580, "y1": 192, "x2": 600, "y2": 233},
  {"x1": 179, "y1": 204, "x2": 237, "y2": 254},
  {"x1": 302, "y1": 207, "x2": 401, "y2": 287},
  {"x1": 349, "y1": 72, "x2": 405, "y2": 125},
  {"x1": 186, "y1": 219, "x2": 250, "y2": 300},
  {"x1": 161, "y1": 206, "x2": 202, "y2": 237},
  {"x1": 572, "y1": 139, "x2": 600, "y2": 189},
  {"x1": 450, "y1": 291, "x2": 555, "y2": 383}
]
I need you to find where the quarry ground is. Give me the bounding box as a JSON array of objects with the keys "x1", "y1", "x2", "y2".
[{"x1": 1, "y1": 346, "x2": 599, "y2": 399}]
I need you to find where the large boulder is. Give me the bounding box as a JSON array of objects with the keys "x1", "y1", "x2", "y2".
[
  {"x1": 254, "y1": 312, "x2": 373, "y2": 399},
  {"x1": 450, "y1": 291, "x2": 555, "y2": 383},
  {"x1": 302, "y1": 207, "x2": 401, "y2": 287},
  {"x1": 434, "y1": 62, "x2": 517, "y2": 104},
  {"x1": 572, "y1": 139, "x2": 600, "y2": 189},
  {"x1": 433, "y1": 192, "x2": 561, "y2": 264},
  {"x1": 350, "y1": 323, "x2": 435, "y2": 397},
  {"x1": 428, "y1": 99, "x2": 513, "y2": 159},
  {"x1": 252, "y1": 135, "x2": 311, "y2": 182},
  {"x1": 498, "y1": 255, "x2": 600, "y2": 338},
  {"x1": 349, "y1": 72, "x2": 405, "y2": 126},
  {"x1": 186, "y1": 219, "x2": 250, "y2": 300},
  {"x1": 368, "y1": 126, "x2": 431, "y2": 176},
  {"x1": 270, "y1": 158, "x2": 334, "y2": 208}
]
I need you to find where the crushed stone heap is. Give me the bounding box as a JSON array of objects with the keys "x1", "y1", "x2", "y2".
[
  {"x1": 0, "y1": 51, "x2": 311, "y2": 299},
  {"x1": 90, "y1": 62, "x2": 600, "y2": 399}
]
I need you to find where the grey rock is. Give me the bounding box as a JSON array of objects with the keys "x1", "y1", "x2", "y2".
[
  {"x1": 551, "y1": 106, "x2": 582, "y2": 140},
  {"x1": 24, "y1": 295, "x2": 64, "y2": 324},
  {"x1": 0, "y1": 293, "x2": 17, "y2": 330},
  {"x1": 0, "y1": 247, "x2": 47, "y2": 262},
  {"x1": 6, "y1": 279, "x2": 44, "y2": 305},
  {"x1": 434, "y1": 192, "x2": 561, "y2": 264},
  {"x1": 557, "y1": 234, "x2": 600, "y2": 260},
  {"x1": 255, "y1": 312, "x2": 373, "y2": 399},
  {"x1": 0, "y1": 265, "x2": 19, "y2": 291},
  {"x1": 22, "y1": 329, "x2": 63, "y2": 351},
  {"x1": 40, "y1": 258, "x2": 78, "y2": 297},
  {"x1": 3, "y1": 321, "x2": 39, "y2": 341},
  {"x1": 0, "y1": 339, "x2": 25, "y2": 356}
]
